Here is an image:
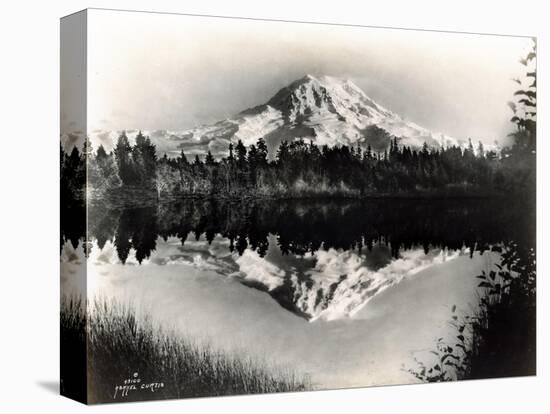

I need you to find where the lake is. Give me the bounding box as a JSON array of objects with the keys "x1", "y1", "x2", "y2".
[{"x1": 60, "y1": 198, "x2": 534, "y2": 389}]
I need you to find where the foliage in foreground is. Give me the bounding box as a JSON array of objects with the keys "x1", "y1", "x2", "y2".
[
  {"x1": 60, "y1": 297, "x2": 87, "y2": 401},
  {"x1": 405, "y1": 242, "x2": 536, "y2": 382},
  {"x1": 61, "y1": 297, "x2": 310, "y2": 404},
  {"x1": 405, "y1": 38, "x2": 536, "y2": 384}
]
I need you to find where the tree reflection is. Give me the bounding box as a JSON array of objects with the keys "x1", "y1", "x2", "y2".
[{"x1": 66, "y1": 198, "x2": 535, "y2": 264}]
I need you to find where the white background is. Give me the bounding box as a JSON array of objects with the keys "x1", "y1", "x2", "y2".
[{"x1": 0, "y1": 0, "x2": 547, "y2": 412}]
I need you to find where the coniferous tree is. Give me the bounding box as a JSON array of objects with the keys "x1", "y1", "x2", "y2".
[
  {"x1": 205, "y1": 150, "x2": 216, "y2": 166},
  {"x1": 235, "y1": 140, "x2": 247, "y2": 169},
  {"x1": 178, "y1": 149, "x2": 188, "y2": 165},
  {"x1": 365, "y1": 145, "x2": 372, "y2": 161},
  {"x1": 276, "y1": 141, "x2": 290, "y2": 165},
  {"x1": 193, "y1": 154, "x2": 202, "y2": 166},
  {"x1": 477, "y1": 141, "x2": 485, "y2": 158},
  {"x1": 256, "y1": 138, "x2": 268, "y2": 166},
  {"x1": 132, "y1": 131, "x2": 157, "y2": 187},
  {"x1": 114, "y1": 132, "x2": 134, "y2": 185},
  {"x1": 96, "y1": 144, "x2": 108, "y2": 161},
  {"x1": 466, "y1": 138, "x2": 475, "y2": 157}
]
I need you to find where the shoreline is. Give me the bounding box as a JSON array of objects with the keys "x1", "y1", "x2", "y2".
[{"x1": 89, "y1": 187, "x2": 509, "y2": 208}]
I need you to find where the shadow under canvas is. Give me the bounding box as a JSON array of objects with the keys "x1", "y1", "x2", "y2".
[{"x1": 36, "y1": 380, "x2": 59, "y2": 395}]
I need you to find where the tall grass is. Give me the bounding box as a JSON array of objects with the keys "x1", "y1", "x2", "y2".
[
  {"x1": 60, "y1": 297, "x2": 87, "y2": 402},
  {"x1": 61, "y1": 297, "x2": 310, "y2": 404},
  {"x1": 405, "y1": 242, "x2": 536, "y2": 382}
]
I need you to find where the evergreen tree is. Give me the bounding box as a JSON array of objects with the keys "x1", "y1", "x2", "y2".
[
  {"x1": 248, "y1": 144, "x2": 258, "y2": 168},
  {"x1": 178, "y1": 149, "x2": 188, "y2": 165},
  {"x1": 132, "y1": 131, "x2": 157, "y2": 187},
  {"x1": 256, "y1": 138, "x2": 269, "y2": 166},
  {"x1": 477, "y1": 141, "x2": 485, "y2": 158},
  {"x1": 96, "y1": 144, "x2": 108, "y2": 161},
  {"x1": 276, "y1": 141, "x2": 290, "y2": 165},
  {"x1": 205, "y1": 150, "x2": 216, "y2": 166},
  {"x1": 467, "y1": 138, "x2": 475, "y2": 156},
  {"x1": 365, "y1": 145, "x2": 372, "y2": 161},
  {"x1": 356, "y1": 144, "x2": 363, "y2": 161},
  {"x1": 235, "y1": 140, "x2": 247, "y2": 169},
  {"x1": 421, "y1": 142, "x2": 429, "y2": 158},
  {"x1": 114, "y1": 132, "x2": 134, "y2": 185}
]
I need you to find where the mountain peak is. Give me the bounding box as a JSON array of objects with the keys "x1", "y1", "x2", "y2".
[
  {"x1": 301, "y1": 73, "x2": 319, "y2": 82},
  {"x1": 264, "y1": 75, "x2": 398, "y2": 131},
  {"x1": 89, "y1": 75, "x2": 463, "y2": 158},
  {"x1": 289, "y1": 74, "x2": 354, "y2": 91},
  {"x1": 299, "y1": 74, "x2": 360, "y2": 89}
]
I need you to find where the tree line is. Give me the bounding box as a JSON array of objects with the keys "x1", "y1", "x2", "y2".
[{"x1": 72, "y1": 127, "x2": 533, "y2": 201}]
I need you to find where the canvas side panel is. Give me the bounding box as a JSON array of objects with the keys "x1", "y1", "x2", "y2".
[{"x1": 60, "y1": 9, "x2": 88, "y2": 405}]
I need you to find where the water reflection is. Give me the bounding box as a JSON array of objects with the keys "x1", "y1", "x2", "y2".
[
  {"x1": 62, "y1": 199, "x2": 533, "y2": 261},
  {"x1": 61, "y1": 198, "x2": 533, "y2": 320}
]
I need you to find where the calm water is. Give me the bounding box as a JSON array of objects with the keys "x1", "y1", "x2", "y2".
[{"x1": 61, "y1": 198, "x2": 534, "y2": 387}]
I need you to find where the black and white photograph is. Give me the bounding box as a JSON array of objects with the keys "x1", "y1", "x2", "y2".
[
  {"x1": 1, "y1": 1, "x2": 547, "y2": 413},
  {"x1": 60, "y1": 9, "x2": 536, "y2": 404}
]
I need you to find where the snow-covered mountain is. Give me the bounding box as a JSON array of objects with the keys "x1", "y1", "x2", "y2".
[{"x1": 88, "y1": 75, "x2": 463, "y2": 157}]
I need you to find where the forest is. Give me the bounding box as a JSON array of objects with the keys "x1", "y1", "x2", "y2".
[{"x1": 61, "y1": 126, "x2": 534, "y2": 204}]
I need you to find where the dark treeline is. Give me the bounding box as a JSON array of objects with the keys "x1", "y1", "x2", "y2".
[
  {"x1": 83, "y1": 130, "x2": 533, "y2": 201},
  {"x1": 153, "y1": 134, "x2": 500, "y2": 198},
  {"x1": 60, "y1": 143, "x2": 86, "y2": 253},
  {"x1": 76, "y1": 198, "x2": 534, "y2": 264}
]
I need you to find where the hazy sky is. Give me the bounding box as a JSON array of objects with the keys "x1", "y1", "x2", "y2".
[{"x1": 84, "y1": 9, "x2": 531, "y2": 144}]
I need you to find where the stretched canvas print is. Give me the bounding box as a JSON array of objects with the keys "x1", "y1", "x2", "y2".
[{"x1": 60, "y1": 8, "x2": 536, "y2": 405}]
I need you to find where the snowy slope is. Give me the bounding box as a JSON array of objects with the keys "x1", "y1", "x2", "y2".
[{"x1": 88, "y1": 75, "x2": 463, "y2": 157}]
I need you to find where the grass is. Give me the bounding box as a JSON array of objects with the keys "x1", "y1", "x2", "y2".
[
  {"x1": 60, "y1": 297, "x2": 87, "y2": 402},
  {"x1": 405, "y1": 242, "x2": 536, "y2": 382},
  {"x1": 61, "y1": 297, "x2": 311, "y2": 404}
]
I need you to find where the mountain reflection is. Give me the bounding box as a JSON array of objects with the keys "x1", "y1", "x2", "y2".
[{"x1": 59, "y1": 198, "x2": 534, "y2": 321}]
